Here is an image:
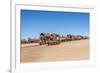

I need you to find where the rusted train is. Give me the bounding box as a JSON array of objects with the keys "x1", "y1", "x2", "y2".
[
  {"x1": 21, "y1": 33, "x2": 89, "y2": 45},
  {"x1": 39, "y1": 33, "x2": 89, "y2": 46}
]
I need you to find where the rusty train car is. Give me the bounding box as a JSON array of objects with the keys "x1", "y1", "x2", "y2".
[
  {"x1": 39, "y1": 33, "x2": 61, "y2": 46},
  {"x1": 39, "y1": 33, "x2": 89, "y2": 46}
]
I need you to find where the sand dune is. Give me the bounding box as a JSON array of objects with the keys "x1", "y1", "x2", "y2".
[{"x1": 21, "y1": 39, "x2": 89, "y2": 63}]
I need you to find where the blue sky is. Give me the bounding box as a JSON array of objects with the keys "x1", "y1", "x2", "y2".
[{"x1": 21, "y1": 10, "x2": 89, "y2": 39}]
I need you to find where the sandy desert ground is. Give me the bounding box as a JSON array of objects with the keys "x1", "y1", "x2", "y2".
[{"x1": 21, "y1": 39, "x2": 89, "y2": 63}]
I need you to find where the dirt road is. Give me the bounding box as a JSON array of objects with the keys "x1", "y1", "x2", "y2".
[{"x1": 21, "y1": 39, "x2": 89, "y2": 63}]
